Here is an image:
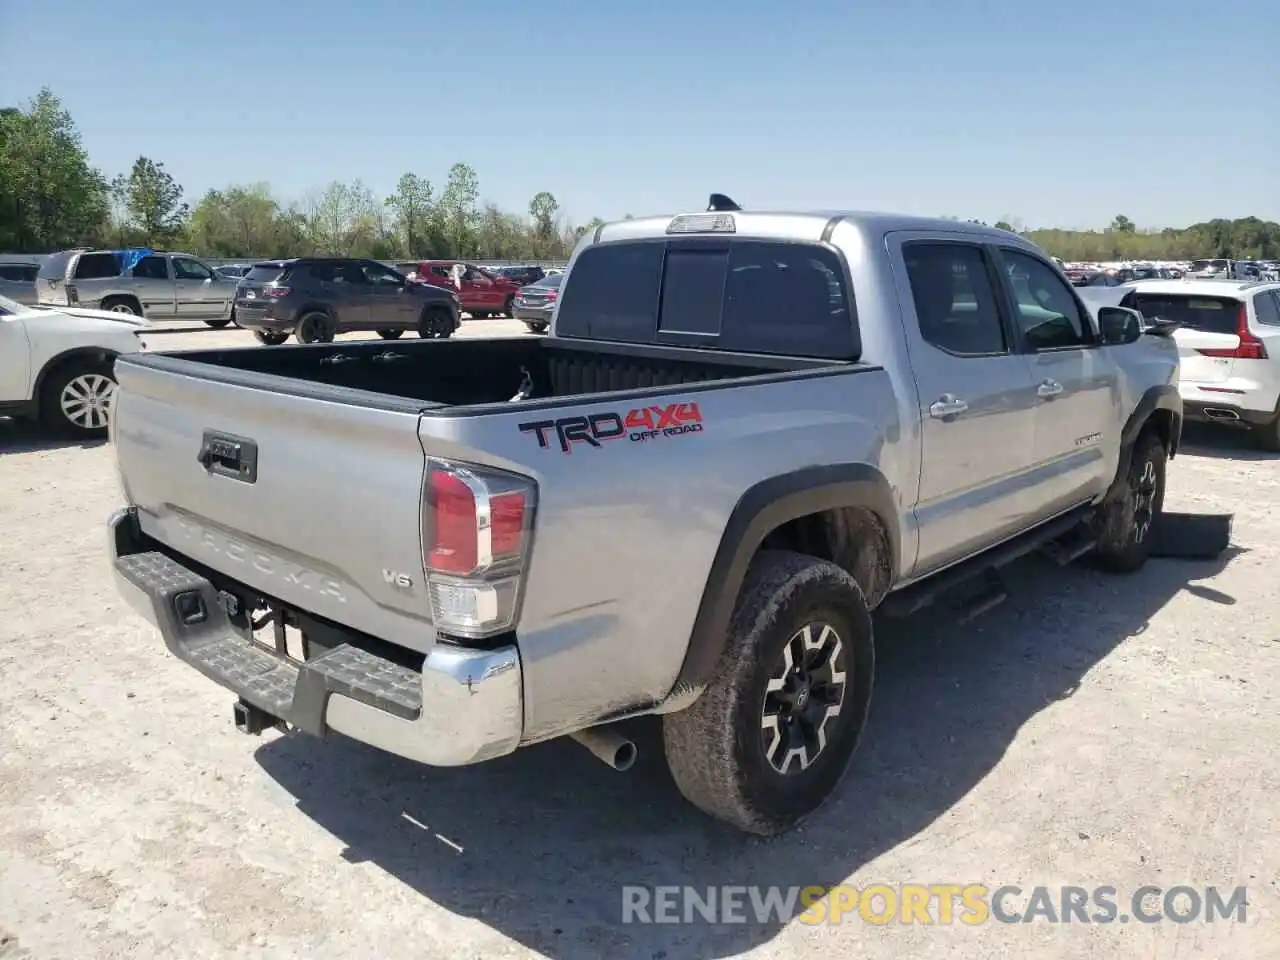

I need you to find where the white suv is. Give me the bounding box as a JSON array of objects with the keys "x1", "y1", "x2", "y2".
[
  {"x1": 0, "y1": 292, "x2": 147, "y2": 438},
  {"x1": 1116, "y1": 279, "x2": 1280, "y2": 450}
]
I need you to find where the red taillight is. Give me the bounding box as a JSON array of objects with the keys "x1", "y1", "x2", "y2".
[
  {"x1": 426, "y1": 469, "x2": 480, "y2": 574},
  {"x1": 544, "y1": 290, "x2": 559, "y2": 301},
  {"x1": 1197, "y1": 304, "x2": 1268, "y2": 360},
  {"x1": 265, "y1": 286, "x2": 292, "y2": 298},
  {"x1": 422, "y1": 459, "x2": 535, "y2": 638}
]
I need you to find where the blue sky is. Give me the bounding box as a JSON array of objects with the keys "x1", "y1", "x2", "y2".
[{"x1": 2, "y1": 0, "x2": 1275, "y2": 230}]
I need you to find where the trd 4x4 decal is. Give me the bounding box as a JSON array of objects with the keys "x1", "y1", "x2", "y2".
[{"x1": 519, "y1": 402, "x2": 704, "y2": 454}]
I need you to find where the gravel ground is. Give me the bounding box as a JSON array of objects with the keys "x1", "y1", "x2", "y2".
[{"x1": 1, "y1": 321, "x2": 1277, "y2": 959}]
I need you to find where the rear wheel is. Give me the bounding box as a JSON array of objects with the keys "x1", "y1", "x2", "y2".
[
  {"x1": 524, "y1": 321, "x2": 548, "y2": 334},
  {"x1": 295, "y1": 311, "x2": 336, "y2": 344},
  {"x1": 376, "y1": 328, "x2": 405, "y2": 340},
  {"x1": 663, "y1": 550, "x2": 875, "y2": 836},
  {"x1": 39, "y1": 359, "x2": 118, "y2": 439},
  {"x1": 418, "y1": 307, "x2": 454, "y2": 339},
  {"x1": 204, "y1": 316, "x2": 232, "y2": 329},
  {"x1": 1091, "y1": 430, "x2": 1167, "y2": 573},
  {"x1": 502, "y1": 296, "x2": 515, "y2": 318},
  {"x1": 101, "y1": 296, "x2": 140, "y2": 317},
  {"x1": 470, "y1": 310, "x2": 490, "y2": 320},
  {"x1": 254, "y1": 331, "x2": 289, "y2": 346}
]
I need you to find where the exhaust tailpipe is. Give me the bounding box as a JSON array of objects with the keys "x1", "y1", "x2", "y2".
[
  {"x1": 569, "y1": 725, "x2": 637, "y2": 771},
  {"x1": 1203, "y1": 407, "x2": 1240, "y2": 422}
]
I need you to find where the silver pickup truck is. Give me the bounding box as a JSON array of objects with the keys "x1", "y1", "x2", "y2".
[
  {"x1": 106, "y1": 203, "x2": 1181, "y2": 835},
  {"x1": 37, "y1": 248, "x2": 238, "y2": 327}
]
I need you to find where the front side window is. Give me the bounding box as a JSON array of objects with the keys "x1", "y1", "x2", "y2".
[
  {"x1": 1001, "y1": 250, "x2": 1092, "y2": 350},
  {"x1": 173, "y1": 258, "x2": 214, "y2": 281},
  {"x1": 362, "y1": 262, "x2": 403, "y2": 286}
]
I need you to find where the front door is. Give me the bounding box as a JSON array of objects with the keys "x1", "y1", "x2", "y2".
[
  {"x1": 361, "y1": 261, "x2": 415, "y2": 328},
  {"x1": 995, "y1": 247, "x2": 1121, "y2": 512},
  {"x1": 172, "y1": 256, "x2": 227, "y2": 320},
  {"x1": 889, "y1": 234, "x2": 1040, "y2": 577}
]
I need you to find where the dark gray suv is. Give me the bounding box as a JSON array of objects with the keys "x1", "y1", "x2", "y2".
[{"x1": 233, "y1": 258, "x2": 461, "y2": 345}]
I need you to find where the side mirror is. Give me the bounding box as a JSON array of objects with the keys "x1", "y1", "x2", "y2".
[{"x1": 1098, "y1": 306, "x2": 1143, "y2": 345}]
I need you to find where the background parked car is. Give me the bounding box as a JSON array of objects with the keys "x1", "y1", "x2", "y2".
[
  {"x1": 0, "y1": 290, "x2": 147, "y2": 438},
  {"x1": 214, "y1": 264, "x2": 251, "y2": 280},
  {"x1": 494, "y1": 264, "x2": 546, "y2": 287},
  {"x1": 35, "y1": 249, "x2": 239, "y2": 327},
  {"x1": 511, "y1": 271, "x2": 562, "y2": 333},
  {"x1": 0, "y1": 261, "x2": 39, "y2": 305},
  {"x1": 232, "y1": 257, "x2": 461, "y2": 344},
  {"x1": 411, "y1": 260, "x2": 523, "y2": 317}
]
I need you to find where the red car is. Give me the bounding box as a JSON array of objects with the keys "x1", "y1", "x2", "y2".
[{"x1": 412, "y1": 260, "x2": 523, "y2": 318}]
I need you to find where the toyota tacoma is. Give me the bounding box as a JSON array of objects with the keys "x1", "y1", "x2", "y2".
[{"x1": 106, "y1": 199, "x2": 1181, "y2": 835}]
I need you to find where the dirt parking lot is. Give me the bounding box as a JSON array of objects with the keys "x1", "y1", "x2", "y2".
[{"x1": 1, "y1": 319, "x2": 1277, "y2": 959}]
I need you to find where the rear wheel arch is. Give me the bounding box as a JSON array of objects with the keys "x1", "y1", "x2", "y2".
[
  {"x1": 32, "y1": 347, "x2": 122, "y2": 414},
  {"x1": 670, "y1": 464, "x2": 899, "y2": 700}
]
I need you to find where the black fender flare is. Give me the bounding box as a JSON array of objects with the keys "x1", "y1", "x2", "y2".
[
  {"x1": 1116, "y1": 384, "x2": 1182, "y2": 482},
  {"x1": 670, "y1": 463, "x2": 899, "y2": 696}
]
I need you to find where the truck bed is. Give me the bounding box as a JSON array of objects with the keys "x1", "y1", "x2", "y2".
[{"x1": 126, "y1": 336, "x2": 843, "y2": 411}]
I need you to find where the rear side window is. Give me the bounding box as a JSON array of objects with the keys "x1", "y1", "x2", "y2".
[
  {"x1": 555, "y1": 239, "x2": 857, "y2": 359},
  {"x1": 37, "y1": 252, "x2": 74, "y2": 280},
  {"x1": 903, "y1": 242, "x2": 1007, "y2": 356},
  {"x1": 73, "y1": 252, "x2": 122, "y2": 279},
  {"x1": 0, "y1": 263, "x2": 37, "y2": 281},
  {"x1": 245, "y1": 264, "x2": 287, "y2": 282},
  {"x1": 1124, "y1": 293, "x2": 1240, "y2": 334},
  {"x1": 1253, "y1": 291, "x2": 1280, "y2": 326}
]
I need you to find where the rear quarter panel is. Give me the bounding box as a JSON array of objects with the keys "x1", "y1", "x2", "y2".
[{"x1": 425, "y1": 369, "x2": 904, "y2": 743}]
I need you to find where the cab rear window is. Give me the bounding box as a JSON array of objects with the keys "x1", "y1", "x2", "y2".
[
  {"x1": 1122, "y1": 293, "x2": 1241, "y2": 334},
  {"x1": 554, "y1": 239, "x2": 858, "y2": 360}
]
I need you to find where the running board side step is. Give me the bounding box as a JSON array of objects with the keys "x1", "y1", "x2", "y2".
[{"x1": 880, "y1": 507, "x2": 1092, "y2": 619}]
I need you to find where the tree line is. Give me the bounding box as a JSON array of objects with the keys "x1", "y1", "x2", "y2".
[{"x1": 3, "y1": 88, "x2": 1278, "y2": 264}]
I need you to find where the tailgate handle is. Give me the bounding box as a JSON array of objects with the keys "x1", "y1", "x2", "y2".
[{"x1": 198, "y1": 431, "x2": 258, "y2": 483}]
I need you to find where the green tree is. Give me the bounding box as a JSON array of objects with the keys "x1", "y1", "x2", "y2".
[
  {"x1": 119, "y1": 156, "x2": 188, "y2": 246},
  {"x1": 438, "y1": 162, "x2": 479, "y2": 257},
  {"x1": 0, "y1": 89, "x2": 108, "y2": 251},
  {"x1": 385, "y1": 172, "x2": 435, "y2": 257},
  {"x1": 528, "y1": 191, "x2": 559, "y2": 250}
]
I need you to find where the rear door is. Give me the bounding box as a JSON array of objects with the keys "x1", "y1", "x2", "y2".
[
  {"x1": 887, "y1": 234, "x2": 1040, "y2": 576},
  {"x1": 464, "y1": 265, "x2": 503, "y2": 310},
  {"x1": 1122, "y1": 291, "x2": 1243, "y2": 383}
]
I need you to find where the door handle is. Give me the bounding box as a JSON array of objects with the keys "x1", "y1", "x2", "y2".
[
  {"x1": 929, "y1": 395, "x2": 969, "y2": 419},
  {"x1": 1037, "y1": 379, "x2": 1064, "y2": 399}
]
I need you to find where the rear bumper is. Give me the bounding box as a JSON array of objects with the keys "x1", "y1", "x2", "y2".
[
  {"x1": 1182, "y1": 399, "x2": 1274, "y2": 426},
  {"x1": 232, "y1": 305, "x2": 295, "y2": 333},
  {"x1": 108, "y1": 508, "x2": 523, "y2": 766},
  {"x1": 513, "y1": 304, "x2": 553, "y2": 323}
]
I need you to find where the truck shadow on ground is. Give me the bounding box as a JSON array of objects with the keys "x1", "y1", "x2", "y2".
[
  {"x1": 0, "y1": 418, "x2": 106, "y2": 454},
  {"x1": 255, "y1": 549, "x2": 1239, "y2": 960},
  {"x1": 1177, "y1": 421, "x2": 1278, "y2": 461}
]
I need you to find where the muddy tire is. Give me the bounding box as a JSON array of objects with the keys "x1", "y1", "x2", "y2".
[
  {"x1": 1091, "y1": 430, "x2": 1167, "y2": 573},
  {"x1": 662, "y1": 550, "x2": 875, "y2": 836}
]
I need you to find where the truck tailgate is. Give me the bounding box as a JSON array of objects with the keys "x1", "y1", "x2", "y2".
[{"x1": 111, "y1": 356, "x2": 436, "y2": 653}]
